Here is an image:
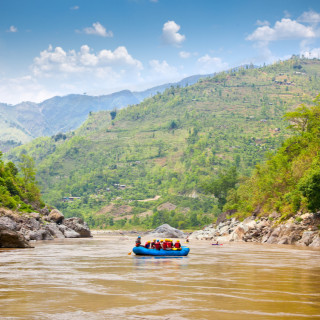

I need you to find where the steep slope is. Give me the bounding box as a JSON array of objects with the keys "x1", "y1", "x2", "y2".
[
  {"x1": 6, "y1": 57, "x2": 320, "y2": 229},
  {"x1": 224, "y1": 96, "x2": 320, "y2": 220},
  {"x1": 0, "y1": 74, "x2": 210, "y2": 152}
]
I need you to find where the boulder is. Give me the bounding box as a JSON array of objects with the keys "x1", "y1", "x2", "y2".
[
  {"x1": 39, "y1": 207, "x2": 50, "y2": 216},
  {"x1": 297, "y1": 231, "x2": 316, "y2": 246},
  {"x1": 29, "y1": 229, "x2": 53, "y2": 241},
  {"x1": 0, "y1": 226, "x2": 32, "y2": 248},
  {"x1": 27, "y1": 218, "x2": 41, "y2": 231},
  {"x1": 0, "y1": 216, "x2": 18, "y2": 231},
  {"x1": 58, "y1": 224, "x2": 80, "y2": 238},
  {"x1": 45, "y1": 223, "x2": 65, "y2": 239},
  {"x1": 309, "y1": 236, "x2": 320, "y2": 247},
  {"x1": 47, "y1": 209, "x2": 64, "y2": 224},
  {"x1": 147, "y1": 224, "x2": 186, "y2": 239},
  {"x1": 29, "y1": 212, "x2": 40, "y2": 220},
  {"x1": 266, "y1": 227, "x2": 281, "y2": 244},
  {"x1": 63, "y1": 218, "x2": 91, "y2": 237},
  {"x1": 64, "y1": 229, "x2": 80, "y2": 238}
]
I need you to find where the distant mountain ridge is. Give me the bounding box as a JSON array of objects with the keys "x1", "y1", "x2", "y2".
[{"x1": 0, "y1": 73, "x2": 212, "y2": 152}]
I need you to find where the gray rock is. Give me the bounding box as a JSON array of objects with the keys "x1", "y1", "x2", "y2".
[
  {"x1": 39, "y1": 207, "x2": 50, "y2": 216},
  {"x1": 27, "y1": 218, "x2": 41, "y2": 231},
  {"x1": 147, "y1": 224, "x2": 186, "y2": 238},
  {"x1": 45, "y1": 223, "x2": 65, "y2": 239},
  {"x1": 58, "y1": 224, "x2": 80, "y2": 238},
  {"x1": 29, "y1": 229, "x2": 53, "y2": 241},
  {"x1": 297, "y1": 231, "x2": 316, "y2": 246},
  {"x1": 64, "y1": 229, "x2": 80, "y2": 238},
  {"x1": 47, "y1": 209, "x2": 64, "y2": 224},
  {"x1": 309, "y1": 236, "x2": 320, "y2": 247},
  {"x1": 0, "y1": 216, "x2": 18, "y2": 231},
  {"x1": 0, "y1": 227, "x2": 33, "y2": 248},
  {"x1": 29, "y1": 212, "x2": 40, "y2": 220},
  {"x1": 63, "y1": 218, "x2": 91, "y2": 237}
]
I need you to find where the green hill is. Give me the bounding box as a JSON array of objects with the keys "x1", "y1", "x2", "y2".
[
  {"x1": 6, "y1": 57, "x2": 320, "y2": 229},
  {"x1": 224, "y1": 96, "x2": 320, "y2": 221}
]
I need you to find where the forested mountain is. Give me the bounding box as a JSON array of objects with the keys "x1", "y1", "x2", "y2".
[
  {"x1": 6, "y1": 57, "x2": 320, "y2": 229},
  {"x1": 0, "y1": 74, "x2": 209, "y2": 152}
]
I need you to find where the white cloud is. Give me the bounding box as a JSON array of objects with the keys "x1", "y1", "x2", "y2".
[
  {"x1": 32, "y1": 45, "x2": 142, "y2": 77},
  {"x1": 83, "y1": 22, "x2": 113, "y2": 37},
  {"x1": 70, "y1": 5, "x2": 79, "y2": 10},
  {"x1": 149, "y1": 59, "x2": 177, "y2": 75},
  {"x1": 247, "y1": 18, "x2": 315, "y2": 43},
  {"x1": 197, "y1": 55, "x2": 228, "y2": 74},
  {"x1": 0, "y1": 76, "x2": 57, "y2": 104},
  {"x1": 7, "y1": 25, "x2": 18, "y2": 33},
  {"x1": 162, "y1": 21, "x2": 185, "y2": 46},
  {"x1": 256, "y1": 20, "x2": 270, "y2": 26},
  {"x1": 298, "y1": 10, "x2": 320, "y2": 25},
  {"x1": 301, "y1": 48, "x2": 320, "y2": 59}
]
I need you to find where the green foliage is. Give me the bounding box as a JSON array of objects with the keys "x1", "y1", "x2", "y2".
[
  {"x1": 224, "y1": 93, "x2": 320, "y2": 218},
  {"x1": 299, "y1": 169, "x2": 320, "y2": 212},
  {"x1": 0, "y1": 152, "x2": 42, "y2": 211}
]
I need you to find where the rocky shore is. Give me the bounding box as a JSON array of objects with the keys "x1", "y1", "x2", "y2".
[
  {"x1": 0, "y1": 208, "x2": 91, "y2": 248},
  {"x1": 190, "y1": 212, "x2": 320, "y2": 248}
]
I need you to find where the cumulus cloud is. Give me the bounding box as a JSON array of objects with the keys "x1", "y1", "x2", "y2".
[
  {"x1": 162, "y1": 21, "x2": 185, "y2": 46},
  {"x1": 7, "y1": 25, "x2": 18, "y2": 32},
  {"x1": 32, "y1": 44, "x2": 142, "y2": 77},
  {"x1": 197, "y1": 55, "x2": 228, "y2": 74},
  {"x1": 82, "y1": 22, "x2": 113, "y2": 37},
  {"x1": 247, "y1": 18, "x2": 315, "y2": 43}
]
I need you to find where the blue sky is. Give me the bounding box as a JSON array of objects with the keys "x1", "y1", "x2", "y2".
[{"x1": 1, "y1": 0, "x2": 320, "y2": 104}]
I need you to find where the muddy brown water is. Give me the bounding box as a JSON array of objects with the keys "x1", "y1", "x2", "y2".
[{"x1": 1, "y1": 236, "x2": 320, "y2": 320}]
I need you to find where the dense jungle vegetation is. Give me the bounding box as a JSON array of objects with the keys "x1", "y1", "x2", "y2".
[{"x1": 5, "y1": 57, "x2": 320, "y2": 229}]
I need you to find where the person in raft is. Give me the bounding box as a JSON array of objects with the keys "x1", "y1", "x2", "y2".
[
  {"x1": 135, "y1": 236, "x2": 141, "y2": 247},
  {"x1": 151, "y1": 239, "x2": 156, "y2": 249},
  {"x1": 155, "y1": 240, "x2": 162, "y2": 250},
  {"x1": 144, "y1": 241, "x2": 151, "y2": 249},
  {"x1": 167, "y1": 239, "x2": 173, "y2": 249},
  {"x1": 174, "y1": 240, "x2": 181, "y2": 249},
  {"x1": 162, "y1": 240, "x2": 167, "y2": 250}
]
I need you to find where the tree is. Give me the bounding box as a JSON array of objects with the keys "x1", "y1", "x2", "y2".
[
  {"x1": 283, "y1": 104, "x2": 320, "y2": 133},
  {"x1": 299, "y1": 170, "x2": 320, "y2": 212},
  {"x1": 19, "y1": 154, "x2": 36, "y2": 187}
]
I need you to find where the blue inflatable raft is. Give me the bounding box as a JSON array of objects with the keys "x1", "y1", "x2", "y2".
[{"x1": 133, "y1": 246, "x2": 190, "y2": 256}]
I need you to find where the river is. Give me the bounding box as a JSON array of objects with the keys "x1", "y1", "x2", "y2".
[{"x1": 1, "y1": 236, "x2": 320, "y2": 320}]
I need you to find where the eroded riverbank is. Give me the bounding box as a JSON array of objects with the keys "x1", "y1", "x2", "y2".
[{"x1": 1, "y1": 235, "x2": 320, "y2": 320}]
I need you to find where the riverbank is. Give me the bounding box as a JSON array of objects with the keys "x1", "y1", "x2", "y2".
[
  {"x1": 0, "y1": 207, "x2": 91, "y2": 248},
  {"x1": 189, "y1": 211, "x2": 320, "y2": 247}
]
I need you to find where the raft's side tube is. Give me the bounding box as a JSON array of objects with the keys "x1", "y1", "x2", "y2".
[{"x1": 133, "y1": 246, "x2": 190, "y2": 256}]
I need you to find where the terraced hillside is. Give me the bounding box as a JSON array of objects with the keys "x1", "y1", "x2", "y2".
[{"x1": 6, "y1": 57, "x2": 320, "y2": 229}]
